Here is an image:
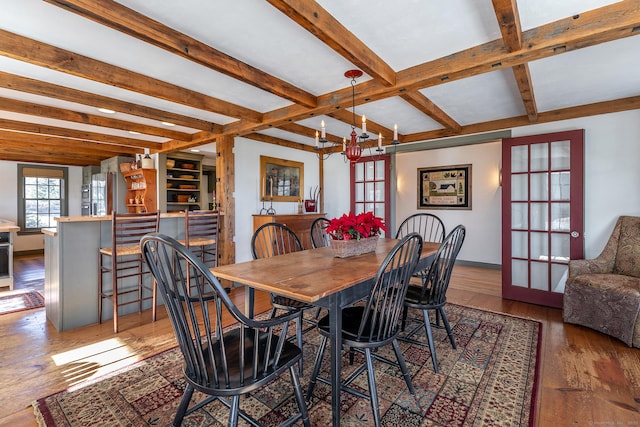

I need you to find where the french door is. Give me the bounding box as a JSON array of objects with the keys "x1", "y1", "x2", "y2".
[
  {"x1": 350, "y1": 154, "x2": 391, "y2": 237},
  {"x1": 502, "y1": 130, "x2": 584, "y2": 308}
]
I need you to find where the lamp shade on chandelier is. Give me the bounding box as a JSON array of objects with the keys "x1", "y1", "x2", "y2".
[{"x1": 314, "y1": 69, "x2": 397, "y2": 163}]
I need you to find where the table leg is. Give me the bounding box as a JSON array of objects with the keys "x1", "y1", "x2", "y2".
[
  {"x1": 328, "y1": 294, "x2": 341, "y2": 427},
  {"x1": 243, "y1": 285, "x2": 254, "y2": 318}
]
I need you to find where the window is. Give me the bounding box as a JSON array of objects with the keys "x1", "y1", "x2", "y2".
[{"x1": 18, "y1": 165, "x2": 68, "y2": 233}]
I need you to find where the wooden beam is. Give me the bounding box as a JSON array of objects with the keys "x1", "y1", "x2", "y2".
[
  {"x1": 0, "y1": 151, "x2": 103, "y2": 166},
  {"x1": 326, "y1": 109, "x2": 398, "y2": 142},
  {"x1": 0, "y1": 130, "x2": 139, "y2": 156},
  {"x1": 0, "y1": 97, "x2": 192, "y2": 140},
  {"x1": 243, "y1": 133, "x2": 317, "y2": 152},
  {"x1": 0, "y1": 29, "x2": 263, "y2": 122},
  {"x1": 400, "y1": 91, "x2": 462, "y2": 132},
  {"x1": 44, "y1": 0, "x2": 317, "y2": 109},
  {"x1": 0, "y1": 71, "x2": 221, "y2": 132},
  {"x1": 216, "y1": 135, "x2": 235, "y2": 277},
  {"x1": 491, "y1": 0, "x2": 538, "y2": 122},
  {"x1": 404, "y1": 95, "x2": 640, "y2": 143},
  {"x1": 0, "y1": 118, "x2": 162, "y2": 151},
  {"x1": 267, "y1": 0, "x2": 396, "y2": 86}
]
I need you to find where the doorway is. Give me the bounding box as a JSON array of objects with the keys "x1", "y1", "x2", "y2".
[
  {"x1": 350, "y1": 154, "x2": 391, "y2": 236},
  {"x1": 501, "y1": 130, "x2": 584, "y2": 308}
]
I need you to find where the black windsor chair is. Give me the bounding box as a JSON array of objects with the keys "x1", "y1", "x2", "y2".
[
  {"x1": 306, "y1": 232, "x2": 424, "y2": 427},
  {"x1": 141, "y1": 233, "x2": 310, "y2": 427},
  {"x1": 309, "y1": 216, "x2": 331, "y2": 248},
  {"x1": 400, "y1": 224, "x2": 466, "y2": 373}
]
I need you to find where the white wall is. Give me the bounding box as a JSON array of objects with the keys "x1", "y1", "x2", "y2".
[
  {"x1": 0, "y1": 161, "x2": 83, "y2": 252},
  {"x1": 396, "y1": 141, "x2": 502, "y2": 265},
  {"x1": 233, "y1": 138, "x2": 324, "y2": 262},
  {"x1": 389, "y1": 109, "x2": 640, "y2": 265}
]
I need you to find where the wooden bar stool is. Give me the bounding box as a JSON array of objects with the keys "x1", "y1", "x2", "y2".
[
  {"x1": 181, "y1": 210, "x2": 219, "y2": 268},
  {"x1": 98, "y1": 211, "x2": 160, "y2": 333}
]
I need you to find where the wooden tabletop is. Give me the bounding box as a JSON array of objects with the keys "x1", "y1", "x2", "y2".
[{"x1": 211, "y1": 239, "x2": 439, "y2": 304}]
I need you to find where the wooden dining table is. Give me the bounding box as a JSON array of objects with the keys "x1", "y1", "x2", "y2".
[{"x1": 211, "y1": 238, "x2": 439, "y2": 427}]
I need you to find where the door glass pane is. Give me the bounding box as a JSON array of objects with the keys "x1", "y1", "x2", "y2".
[
  {"x1": 530, "y1": 173, "x2": 548, "y2": 200},
  {"x1": 531, "y1": 231, "x2": 548, "y2": 261},
  {"x1": 512, "y1": 231, "x2": 528, "y2": 258},
  {"x1": 365, "y1": 182, "x2": 375, "y2": 202},
  {"x1": 511, "y1": 174, "x2": 528, "y2": 201},
  {"x1": 530, "y1": 203, "x2": 548, "y2": 231},
  {"x1": 375, "y1": 182, "x2": 384, "y2": 202},
  {"x1": 355, "y1": 162, "x2": 364, "y2": 181},
  {"x1": 374, "y1": 203, "x2": 384, "y2": 219},
  {"x1": 354, "y1": 203, "x2": 364, "y2": 215},
  {"x1": 550, "y1": 172, "x2": 570, "y2": 200},
  {"x1": 531, "y1": 261, "x2": 548, "y2": 290},
  {"x1": 512, "y1": 260, "x2": 528, "y2": 287},
  {"x1": 375, "y1": 160, "x2": 385, "y2": 180},
  {"x1": 355, "y1": 183, "x2": 364, "y2": 202},
  {"x1": 551, "y1": 140, "x2": 570, "y2": 170},
  {"x1": 551, "y1": 233, "x2": 570, "y2": 262},
  {"x1": 365, "y1": 202, "x2": 375, "y2": 213},
  {"x1": 511, "y1": 145, "x2": 528, "y2": 173},
  {"x1": 511, "y1": 202, "x2": 528, "y2": 229},
  {"x1": 552, "y1": 264, "x2": 568, "y2": 293},
  {"x1": 365, "y1": 162, "x2": 375, "y2": 181},
  {"x1": 530, "y1": 143, "x2": 548, "y2": 172},
  {"x1": 551, "y1": 203, "x2": 570, "y2": 231}
]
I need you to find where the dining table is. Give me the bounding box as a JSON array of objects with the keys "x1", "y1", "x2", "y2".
[{"x1": 210, "y1": 237, "x2": 439, "y2": 427}]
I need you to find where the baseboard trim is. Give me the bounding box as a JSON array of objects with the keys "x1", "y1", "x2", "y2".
[
  {"x1": 15, "y1": 249, "x2": 44, "y2": 256},
  {"x1": 456, "y1": 260, "x2": 502, "y2": 270}
]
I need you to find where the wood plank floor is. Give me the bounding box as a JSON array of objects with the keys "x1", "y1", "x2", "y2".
[{"x1": 0, "y1": 256, "x2": 639, "y2": 426}]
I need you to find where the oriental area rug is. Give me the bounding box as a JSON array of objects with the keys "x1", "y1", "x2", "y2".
[
  {"x1": 33, "y1": 304, "x2": 541, "y2": 426},
  {"x1": 0, "y1": 290, "x2": 44, "y2": 315}
]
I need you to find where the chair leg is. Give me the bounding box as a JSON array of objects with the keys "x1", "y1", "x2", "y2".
[
  {"x1": 364, "y1": 348, "x2": 381, "y2": 427},
  {"x1": 392, "y1": 339, "x2": 416, "y2": 395},
  {"x1": 98, "y1": 253, "x2": 104, "y2": 324},
  {"x1": 173, "y1": 383, "x2": 194, "y2": 426},
  {"x1": 289, "y1": 365, "x2": 311, "y2": 427},
  {"x1": 228, "y1": 395, "x2": 240, "y2": 427},
  {"x1": 306, "y1": 335, "x2": 328, "y2": 401},
  {"x1": 112, "y1": 256, "x2": 119, "y2": 334},
  {"x1": 439, "y1": 307, "x2": 456, "y2": 349},
  {"x1": 423, "y1": 309, "x2": 438, "y2": 373},
  {"x1": 297, "y1": 315, "x2": 304, "y2": 376},
  {"x1": 401, "y1": 305, "x2": 409, "y2": 331}
]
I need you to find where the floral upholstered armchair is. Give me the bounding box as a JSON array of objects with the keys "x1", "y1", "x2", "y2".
[{"x1": 563, "y1": 216, "x2": 640, "y2": 348}]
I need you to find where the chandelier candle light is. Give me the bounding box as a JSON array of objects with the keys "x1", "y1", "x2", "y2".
[{"x1": 314, "y1": 70, "x2": 398, "y2": 163}]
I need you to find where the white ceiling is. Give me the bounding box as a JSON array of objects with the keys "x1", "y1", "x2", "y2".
[{"x1": 0, "y1": 0, "x2": 637, "y2": 164}]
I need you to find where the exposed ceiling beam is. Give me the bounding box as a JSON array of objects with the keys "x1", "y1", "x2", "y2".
[
  {"x1": 0, "y1": 129, "x2": 139, "y2": 156},
  {"x1": 326, "y1": 108, "x2": 397, "y2": 142},
  {"x1": 0, "y1": 118, "x2": 162, "y2": 150},
  {"x1": 0, "y1": 71, "x2": 222, "y2": 132},
  {"x1": 44, "y1": 0, "x2": 318, "y2": 109},
  {"x1": 491, "y1": 0, "x2": 538, "y2": 122},
  {"x1": 405, "y1": 95, "x2": 640, "y2": 143},
  {"x1": 206, "y1": 0, "x2": 640, "y2": 145},
  {"x1": 0, "y1": 97, "x2": 191, "y2": 140},
  {"x1": 0, "y1": 28, "x2": 263, "y2": 122},
  {"x1": 266, "y1": 0, "x2": 396, "y2": 86},
  {"x1": 0, "y1": 150, "x2": 104, "y2": 166},
  {"x1": 243, "y1": 132, "x2": 317, "y2": 153},
  {"x1": 400, "y1": 91, "x2": 462, "y2": 132}
]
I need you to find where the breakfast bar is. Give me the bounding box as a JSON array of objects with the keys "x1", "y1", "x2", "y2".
[{"x1": 43, "y1": 212, "x2": 189, "y2": 331}]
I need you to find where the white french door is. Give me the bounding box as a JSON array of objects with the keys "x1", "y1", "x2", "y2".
[{"x1": 502, "y1": 130, "x2": 584, "y2": 308}]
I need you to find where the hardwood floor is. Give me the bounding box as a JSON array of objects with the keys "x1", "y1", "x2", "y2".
[{"x1": 1, "y1": 256, "x2": 639, "y2": 426}]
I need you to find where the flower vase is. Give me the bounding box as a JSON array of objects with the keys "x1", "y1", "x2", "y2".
[{"x1": 329, "y1": 235, "x2": 379, "y2": 258}]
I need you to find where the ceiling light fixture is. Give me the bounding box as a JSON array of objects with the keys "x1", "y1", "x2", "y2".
[
  {"x1": 97, "y1": 107, "x2": 116, "y2": 114},
  {"x1": 314, "y1": 70, "x2": 398, "y2": 163},
  {"x1": 128, "y1": 130, "x2": 141, "y2": 135},
  {"x1": 161, "y1": 121, "x2": 176, "y2": 127}
]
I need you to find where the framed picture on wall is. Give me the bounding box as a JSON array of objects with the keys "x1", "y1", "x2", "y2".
[
  {"x1": 417, "y1": 164, "x2": 471, "y2": 210},
  {"x1": 260, "y1": 155, "x2": 304, "y2": 202}
]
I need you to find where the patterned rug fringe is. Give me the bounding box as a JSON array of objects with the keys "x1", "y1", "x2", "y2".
[{"x1": 0, "y1": 290, "x2": 44, "y2": 315}]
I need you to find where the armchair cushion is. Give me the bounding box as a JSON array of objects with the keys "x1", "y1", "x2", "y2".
[{"x1": 563, "y1": 216, "x2": 640, "y2": 348}]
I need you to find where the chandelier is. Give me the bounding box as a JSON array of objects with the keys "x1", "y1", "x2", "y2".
[{"x1": 314, "y1": 69, "x2": 398, "y2": 163}]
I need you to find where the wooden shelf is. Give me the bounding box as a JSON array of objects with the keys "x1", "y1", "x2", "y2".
[
  {"x1": 123, "y1": 168, "x2": 157, "y2": 213},
  {"x1": 160, "y1": 153, "x2": 203, "y2": 212}
]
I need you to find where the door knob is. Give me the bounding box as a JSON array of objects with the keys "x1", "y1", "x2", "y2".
[{"x1": 570, "y1": 231, "x2": 579, "y2": 238}]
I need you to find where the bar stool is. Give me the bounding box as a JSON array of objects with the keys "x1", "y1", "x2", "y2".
[
  {"x1": 98, "y1": 211, "x2": 160, "y2": 333},
  {"x1": 181, "y1": 210, "x2": 219, "y2": 268}
]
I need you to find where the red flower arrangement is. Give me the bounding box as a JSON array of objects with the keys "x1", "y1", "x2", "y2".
[{"x1": 326, "y1": 211, "x2": 386, "y2": 241}]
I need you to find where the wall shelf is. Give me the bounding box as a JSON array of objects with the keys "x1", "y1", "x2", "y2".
[{"x1": 123, "y1": 168, "x2": 157, "y2": 213}]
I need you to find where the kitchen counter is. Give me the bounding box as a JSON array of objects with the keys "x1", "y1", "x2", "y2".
[{"x1": 44, "y1": 211, "x2": 220, "y2": 331}]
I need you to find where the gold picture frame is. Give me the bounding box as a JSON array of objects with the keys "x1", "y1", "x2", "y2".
[
  {"x1": 260, "y1": 155, "x2": 304, "y2": 202},
  {"x1": 418, "y1": 164, "x2": 471, "y2": 210}
]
